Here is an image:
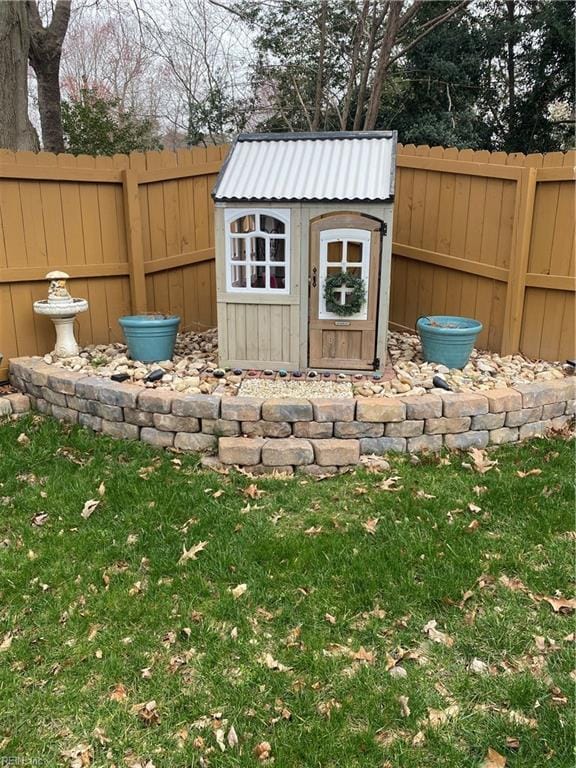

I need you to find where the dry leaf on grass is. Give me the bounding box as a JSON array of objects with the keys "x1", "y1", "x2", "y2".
[
  {"x1": 536, "y1": 595, "x2": 576, "y2": 613},
  {"x1": 243, "y1": 483, "x2": 265, "y2": 499},
  {"x1": 0, "y1": 632, "x2": 13, "y2": 652},
  {"x1": 304, "y1": 525, "x2": 323, "y2": 536},
  {"x1": 317, "y1": 698, "x2": 342, "y2": 718},
  {"x1": 253, "y1": 741, "x2": 272, "y2": 761},
  {"x1": 415, "y1": 490, "x2": 436, "y2": 499},
  {"x1": 60, "y1": 743, "x2": 93, "y2": 767},
  {"x1": 324, "y1": 613, "x2": 337, "y2": 624},
  {"x1": 423, "y1": 704, "x2": 460, "y2": 729},
  {"x1": 132, "y1": 700, "x2": 160, "y2": 726},
  {"x1": 231, "y1": 583, "x2": 247, "y2": 599},
  {"x1": 261, "y1": 652, "x2": 292, "y2": 672},
  {"x1": 516, "y1": 469, "x2": 542, "y2": 478},
  {"x1": 178, "y1": 541, "x2": 208, "y2": 565},
  {"x1": 422, "y1": 619, "x2": 454, "y2": 647},
  {"x1": 398, "y1": 695, "x2": 411, "y2": 717},
  {"x1": 362, "y1": 517, "x2": 379, "y2": 535},
  {"x1": 481, "y1": 747, "x2": 506, "y2": 767},
  {"x1": 463, "y1": 447, "x2": 498, "y2": 474},
  {"x1": 109, "y1": 682, "x2": 128, "y2": 701},
  {"x1": 81, "y1": 499, "x2": 100, "y2": 520},
  {"x1": 227, "y1": 725, "x2": 239, "y2": 748},
  {"x1": 378, "y1": 476, "x2": 403, "y2": 491},
  {"x1": 17, "y1": 433, "x2": 30, "y2": 446}
]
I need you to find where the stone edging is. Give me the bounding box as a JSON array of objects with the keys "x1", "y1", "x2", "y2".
[{"x1": 9, "y1": 357, "x2": 575, "y2": 475}]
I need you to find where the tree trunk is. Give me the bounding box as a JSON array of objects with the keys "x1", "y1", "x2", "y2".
[
  {"x1": 27, "y1": 0, "x2": 71, "y2": 154},
  {"x1": 311, "y1": 0, "x2": 327, "y2": 131},
  {"x1": 363, "y1": 1, "x2": 403, "y2": 130},
  {"x1": 0, "y1": 2, "x2": 39, "y2": 151}
]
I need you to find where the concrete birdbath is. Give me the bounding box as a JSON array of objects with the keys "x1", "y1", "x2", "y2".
[{"x1": 33, "y1": 271, "x2": 88, "y2": 358}]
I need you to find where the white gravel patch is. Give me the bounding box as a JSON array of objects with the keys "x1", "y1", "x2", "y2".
[{"x1": 240, "y1": 379, "x2": 353, "y2": 399}]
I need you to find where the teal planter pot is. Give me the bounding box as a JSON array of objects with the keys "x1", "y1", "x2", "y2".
[
  {"x1": 118, "y1": 315, "x2": 180, "y2": 363},
  {"x1": 416, "y1": 315, "x2": 483, "y2": 369}
]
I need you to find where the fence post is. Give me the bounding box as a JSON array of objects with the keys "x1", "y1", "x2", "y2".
[
  {"x1": 501, "y1": 166, "x2": 537, "y2": 356},
  {"x1": 122, "y1": 169, "x2": 147, "y2": 314}
]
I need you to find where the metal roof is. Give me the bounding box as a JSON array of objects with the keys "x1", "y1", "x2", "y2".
[{"x1": 212, "y1": 131, "x2": 397, "y2": 204}]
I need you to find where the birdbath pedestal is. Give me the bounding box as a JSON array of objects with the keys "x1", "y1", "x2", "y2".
[{"x1": 33, "y1": 271, "x2": 89, "y2": 358}]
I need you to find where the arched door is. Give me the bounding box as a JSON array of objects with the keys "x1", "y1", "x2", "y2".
[{"x1": 308, "y1": 213, "x2": 382, "y2": 370}]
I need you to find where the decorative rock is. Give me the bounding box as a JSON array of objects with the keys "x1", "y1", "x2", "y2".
[
  {"x1": 98, "y1": 381, "x2": 142, "y2": 408},
  {"x1": 261, "y1": 437, "x2": 313, "y2": 466},
  {"x1": 278, "y1": 369, "x2": 288, "y2": 377},
  {"x1": 140, "y1": 427, "x2": 175, "y2": 447},
  {"x1": 470, "y1": 412, "x2": 506, "y2": 430},
  {"x1": 550, "y1": 415, "x2": 573, "y2": 431},
  {"x1": 4, "y1": 393, "x2": 30, "y2": 414},
  {"x1": 47, "y1": 371, "x2": 82, "y2": 395},
  {"x1": 0, "y1": 398, "x2": 13, "y2": 416},
  {"x1": 425, "y1": 416, "x2": 471, "y2": 434},
  {"x1": 489, "y1": 427, "x2": 519, "y2": 444},
  {"x1": 66, "y1": 395, "x2": 90, "y2": 413},
  {"x1": 311, "y1": 438, "x2": 360, "y2": 466},
  {"x1": 407, "y1": 434, "x2": 442, "y2": 453},
  {"x1": 334, "y1": 421, "x2": 383, "y2": 438},
  {"x1": 213, "y1": 368, "x2": 226, "y2": 378},
  {"x1": 41, "y1": 387, "x2": 67, "y2": 407},
  {"x1": 89, "y1": 401, "x2": 123, "y2": 422},
  {"x1": 76, "y1": 376, "x2": 106, "y2": 400},
  {"x1": 359, "y1": 437, "x2": 406, "y2": 454},
  {"x1": 202, "y1": 419, "x2": 241, "y2": 437},
  {"x1": 385, "y1": 420, "x2": 424, "y2": 438},
  {"x1": 172, "y1": 393, "x2": 220, "y2": 419},
  {"x1": 485, "y1": 388, "x2": 522, "y2": 413},
  {"x1": 233, "y1": 368, "x2": 243, "y2": 376},
  {"x1": 440, "y1": 392, "x2": 488, "y2": 417},
  {"x1": 400, "y1": 394, "x2": 442, "y2": 419},
  {"x1": 262, "y1": 398, "x2": 313, "y2": 422},
  {"x1": 293, "y1": 421, "x2": 333, "y2": 438},
  {"x1": 445, "y1": 430, "x2": 489, "y2": 450},
  {"x1": 356, "y1": 399, "x2": 405, "y2": 423},
  {"x1": 310, "y1": 398, "x2": 355, "y2": 422},
  {"x1": 101, "y1": 420, "x2": 140, "y2": 440},
  {"x1": 541, "y1": 401, "x2": 567, "y2": 419},
  {"x1": 515, "y1": 381, "x2": 573, "y2": 408},
  {"x1": 174, "y1": 432, "x2": 217, "y2": 452},
  {"x1": 200, "y1": 455, "x2": 227, "y2": 471},
  {"x1": 565, "y1": 399, "x2": 576, "y2": 416},
  {"x1": 221, "y1": 396, "x2": 262, "y2": 421},
  {"x1": 145, "y1": 369, "x2": 164, "y2": 382},
  {"x1": 246, "y1": 464, "x2": 294, "y2": 476},
  {"x1": 36, "y1": 398, "x2": 52, "y2": 415},
  {"x1": 298, "y1": 464, "x2": 339, "y2": 477},
  {"x1": 219, "y1": 436, "x2": 265, "y2": 465},
  {"x1": 505, "y1": 407, "x2": 543, "y2": 427},
  {"x1": 153, "y1": 413, "x2": 200, "y2": 432},
  {"x1": 241, "y1": 421, "x2": 292, "y2": 438}
]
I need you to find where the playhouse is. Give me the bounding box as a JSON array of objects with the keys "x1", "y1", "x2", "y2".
[{"x1": 212, "y1": 131, "x2": 397, "y2": 372}]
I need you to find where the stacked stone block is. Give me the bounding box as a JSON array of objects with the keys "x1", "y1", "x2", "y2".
[{"x1": 7, "y1": 357, "x2": 575, "y2": 474}]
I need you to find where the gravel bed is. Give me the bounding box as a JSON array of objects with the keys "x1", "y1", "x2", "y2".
[
  {"x1": 239, "y1": 379, "x2": 353, "y2": 399},
  {"x1": 39, "y1": 327, "x2": 570, "y2": 399}
]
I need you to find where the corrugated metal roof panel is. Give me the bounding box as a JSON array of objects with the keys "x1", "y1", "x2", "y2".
[{"x1": 213, "y1": 132, "x2": 396, "y2": 203}]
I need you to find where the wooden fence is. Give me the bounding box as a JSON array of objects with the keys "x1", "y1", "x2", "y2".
[
  {"x1": 0, "y1": 143, "x2": 573, "y2": 380},
  {"x1": 0, "y1": 145, "x2": 226, "y2": 381}
]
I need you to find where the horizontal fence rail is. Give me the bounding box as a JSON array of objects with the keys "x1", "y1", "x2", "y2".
[{"x1": 0, "y1": 143, "x2": 573, "y2": 380}]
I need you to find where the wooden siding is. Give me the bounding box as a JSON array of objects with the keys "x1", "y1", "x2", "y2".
[
  {"x1": 0, "y1": 146, "x2": 226, "y2": 380},
  {"x1": 0, "y1": 144, "x2": 573, "y2": 381}
]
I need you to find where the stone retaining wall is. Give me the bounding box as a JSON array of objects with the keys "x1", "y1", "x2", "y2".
[{"x1": 9, "y1": 357, "x2": 575, "y2": 475}]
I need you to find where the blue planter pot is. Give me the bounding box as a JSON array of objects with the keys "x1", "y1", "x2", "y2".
[
  {"x1": 416, "y1": 315, "x2": 483, "y2": 369},
  {"x1": 118, "y1": 315, "x2": 180, "y2": 363}
]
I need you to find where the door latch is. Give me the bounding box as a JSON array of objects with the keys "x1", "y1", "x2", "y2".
[
  {"x1": 372, "y1": 357, "x2": 380, "y2": 371},
  {"x1": 311, "y1": 266, "x2": 317, "y2": 287}
]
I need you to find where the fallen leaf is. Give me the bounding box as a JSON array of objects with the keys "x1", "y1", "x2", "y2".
[
  {"x1": 467, "y1": 519, "x2": 480, "y2": 532},
  {"x1": 109, "y1": 683, "x2": 128, "y2": 702},
  {"x1": 231, "y1": 583, "x2": 247, "y2": 599},
  {"x1": 398, "y1": 695, "x2": 411, "y2": 717},
  {"x1": 97, "y1": 482, "x2": 106, "y2": 496},
  {"x1": 362, "y1": 517, "x2": 379, "y2": 535},
  {"x1": 81, "y1": 499, "x2": 100, "y2": 520},
  {"x1": 304, "y1": 526, "x2": 323, "y2": 536},
  {"x1": 473, "y1": 485, "x2": 488, "y2": 496},
  {"x1": 481, "y1": 747, "x2": 506, "y2": 768},
  {"x1": 505, "y1": 737, "x2": 520, "y2": 750},
  {"x1": 317, "y1": 698, "x2": 341, "y2": 718},
  {"x1": 468, "y1": 657, "x2": 489, "y2": 675},
  {"x1": 424, "y1": 704, "x2": 460, "y2": 728},
  {"x1": 214, "y1": 728, "x2": 226, "y2": 752},
  {"x1": 243, "y1": 483, "x2": 265, "y2": 499},
  {"x1": 537, "y1": 595, "x2": 576, "y2": 613},
  {"x1": 378, "y1": 476, "x2": 403, "y2": 492},
  {"x1": 253, "y1": 741, "x2": 272, "y2": 761},
  {"x1": 262, "y1": 652, "x2": 292, "y2": 672},
  {"x1": 422, "y1": 619, "x2": 454, "y2": 647},
  {"x1": 412, "y1": 730, "x2": 426, "y2": 747},
  {"x1": 60, "y1": 743, "x2": 93, "y2": 767},
  {"x1": 32, "y1": 513, "x2": 49, "y2": 527},
  {"x1": 516, "y1": 469, "x2": 542, "y2": 478},
  {"x1": 132, "y1": 700, "x2": 160, "y2": 726},
  {"x1": 324, "y1": 613, "x2": 337, "y2": 624},
  {"x1": 178, "y1": 541, "x2": 208, "y2": 565},
  {"x1": 0, "y1": 632, "x2": 13, "y2": 652},
  {"x1": 468, "y1": 502, "x2": 482, "y2": 514},
  {"x1": 17, "y1": 433, "x2": 30, "y2": 446},
  {"x1": 415, "y1": 490, "x2": 436, "y2": 499},
  {"x1": 464, "y1": 448, "x2": 498, "y2": 474},
  {"x1": 227, "y1": 725, "x2": 239, "y2": 748},
  {"x1": 352, "y1": 646, "x2": 376, "y2": 663}
]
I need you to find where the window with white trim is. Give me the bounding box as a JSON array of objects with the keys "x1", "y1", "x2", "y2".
[{"x1": 225, "y1": 209, "x2": 290, "y2": 293}]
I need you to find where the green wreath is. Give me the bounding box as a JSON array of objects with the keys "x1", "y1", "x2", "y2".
[{"x1": 324, "y1": 272, "x2": 366, "y2": 316}]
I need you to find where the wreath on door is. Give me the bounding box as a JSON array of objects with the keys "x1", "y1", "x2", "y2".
[{"x1": 323, "y1": 272, "x2": 367, "y2": 316}]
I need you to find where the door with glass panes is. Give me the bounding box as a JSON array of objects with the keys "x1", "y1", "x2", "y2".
[{"x1": 308, "y1": 213, "x2": 382, "y2": 370}]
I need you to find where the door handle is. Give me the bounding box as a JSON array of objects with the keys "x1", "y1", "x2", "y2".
[{"x1": 311, "y1": 266, "x2": 317, "y2": 288}]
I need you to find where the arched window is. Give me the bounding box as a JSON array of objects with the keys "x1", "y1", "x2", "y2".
[{"x1": 225, "y1": 209, "x2": 290, "y2": 293}]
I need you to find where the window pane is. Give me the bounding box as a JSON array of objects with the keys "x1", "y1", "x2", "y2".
[
  {"x1": 231, "y1": 265, "x2": 246, "y2": 288},
  {"x1": 269, "y1": 266, "x2": 286, "y2": 289},
  {"x1": 250, "y1": 265, "x2": 266, "y2": 288},
  {"x1": 327, "y1": 266, "x2": 343, "y2": 277},
  {"x1": 231, "y1": 239, "x2": 245, "y2": 261},
  {"x1": 347, "y1": 242, "x2": 362, "y2": 262},
  {"x1": 230, "y1": 215, "x2": 255, "y2": 233},
  {"x1": 248, "y1": 236, "x2": 266, "y2": 261},
  {"x1": 270, "y1": 238, "x2": 285, "y2": 262},
  {"x1": 260, "y1": 215, "x2": 285, "y2": 234},
  {"x1": 327, "y1": 241, "x2": 343, "y2": 262},
  {"x1": 346, "y1": 266, "x2": 362, "y2": 278}
]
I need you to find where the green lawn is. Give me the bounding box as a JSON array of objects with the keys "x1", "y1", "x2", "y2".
[{"x1": 0, "y1": 414, "x2": 574, "y2": 768}]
